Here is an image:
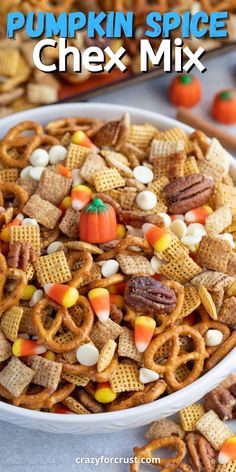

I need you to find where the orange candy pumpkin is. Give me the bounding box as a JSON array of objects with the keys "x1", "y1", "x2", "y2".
[
  {"x1": 79, "y1": 197, "x2": 117, "y2": 244},
  {"x1": 212, "y1": 90, "x2": 236, "y2": 124},
  {"x1": 170, "y1": 74, "x2": 202, "y2": 108}
]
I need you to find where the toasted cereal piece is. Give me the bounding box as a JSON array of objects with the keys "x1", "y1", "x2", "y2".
[
  {"x1": 77, "y1": 390, "x2": 105, "y2": 413},
  {"x1": 94, "y1": 168, "x2": 125, "y2": 192},
  {"x1": 179, "y1": 403, "x2": 205, "y2": 432},
  {"x1": 62, "y1": 373, "x2": 90, "y2": 387},
  {"x1": 215, "y1": 184, "x2": 236, "y2": 215},
  {"x1": 80, "y1": 153, "x2": 106, "y2": 184},
  {"x1": 10, "y1": 224, "x2": 41, "y2": 257},
  {"x1": 64, "y1": 240, "x2": 103, "y2": 254},
  {"x1": 181, "y1": 285, "x2": 201, "y2": 318},
  {"x1": 19, "y1": 306, "x2": 37, "y2": 336},
  {"x1": 80, "y1": 262, "x2": 101, "y2": 287},
  {"x1": 27, "y1": 355, "x2": 62, "y2": 392},
  {"x1": 0, "y1": 357, "x2": 35, "y2": 397},
  {"x1": 102, "y1": 150, "x2": 133, "y2": 178},
  {"x1": 145, "y1": 418, "x2": 185, "y2": 440},
  {"x1": 0, "y1": 207, "x2": 14, "y2": 226},
  {"x1": 17, "y1": 177, "x2": 38, "y2": 198},
  {"x1": 0, "y1": 329, "x2": 12, "y2": 362},
  {"x1": 62, "y1": 396, "x2": 90, "y2": 414},
  {"x1": 0, "y1": 49, "x2": 20, "y2": 77},
  {"x1": 206, "y1": 138, "x2": 231, "y2": 177},
  {"x1": 227, "y1": 253, "x2": 236, "y2": 277},
  {"x1": 211, "y1": 288, "x2": 224, "y2": 314},
  {"x1": 198, "y1": 285, "x2": 218, "y2": 320},
  {"x1": 34, "y1": 251, "x2": 71, "y2": 285},
  {"x1": 110, "y1": 363, "x2": 144, "y2": 393},
  {"x1": 101, "y1": 149, "x2": 129, "y2": 166},
  {"x1": 152, "y1": 152, "x2": 185, "y2": 180},
  {"x1": 155, "y1": 127, "x2": 187, "y2": 143},
  {"x1": 149, "y1": 139, "x2": 185, "y2": 161},
  {"x1": 65, "y1": 143, "x2": 89, "y2": 170},
  {"x1": 184, "y1": 156, "x2": 199, "y2": 176},
  {"x1": 36, "y1": 169, "x2": 72, "y2": 206},
  {"x1": 24, "y1": 194, "x2": 62, "y2": 229},
  {"x1": 198, "y1": 159, "x2": 225, "y2": 183},
  {"x1": 90, "y1": 319, "x2": 123, "y2": 350},
  {"x1": 97, "y1": 339, "x2": 117, "y2": 373},
  {"x1": 118, "y1": 327, "x2": 143, "y2": 364},
  {"x1": 62, "y1": 349, "x2": 77, "y2": 365},
  {"x1": 191, "y1": 270, "x2": 234, "y2": 292},
  {"x1": 156, "y1": 232, "x2": 188, "y2": 263},
  {"x1": 25, "y1": 263, "x2": 35, "y2": 282},
  {"x1": 0, "y1": 306, "x2": 24, "y2": 342},
  {"x1": 116, "y1": 254, "x2": 154, "y2": 276},
  {"x1": 92, "y1": 119, "x2": 121, "y2": 148},
  {"x1": 160, "y1": 255, "x2": 201, "y2": 284},
  {"x1": 128, "y1": 124, "x2": 156, "y2": 150},
  {"x1": 219, "y1": 297, "x2": 236, "y2": 329},
  {"x1": 196, "y1": 410, "x2": 232, "y2": 450},
  {"x1": 0, "y1": 168, "x2": 19, "y2": 183},
  {"x1": 27, "y1": 83, "x2": 58, "y2": 105},
  {"x1": 119, "y1": 188, "x2": 136, "y2": 210},
  {"x1": 196, "y1": 236, "x2": 232, "y2": 273},
  {"x1": 216, "y1": 462, "x2": 236, "y2": 471},
  {"x1": 59, "y1": 207, "x2": 79, "y2": 238},
  {"x1": 205, "y1": 205, "x2": 232, "y2": 235}
]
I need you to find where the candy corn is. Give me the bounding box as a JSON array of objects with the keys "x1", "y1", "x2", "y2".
[
  {"x1": 88, "y1": 288, "x2": 110, "y2": 323},
  {"x1": 55, "y1": 164, "x2": 71, "y2": 178},
  {"x1": 135, "y1": 316, "x2": 156, "y2": 353},
  {"x1": 58, "y1": 196, "x2": 71, "y2": 213},
  {"x1": 51, "y1": 404, "x2": 72, "y2": 414},
  {"x1": 218, "y1": 437, "x2": 236, "y2": 464},
  {"x1": 12, "y1": 338, "x2": 47, "y2": 357},
  {"x1": 117, "y1": 224, "x2": 126, "y2": 239},
  {"x1": 72, "y1": 130, "x2": 97, "y2": 150},
  {"x1": 107, "y1": 281, "x2": 126, "y2": 295},
  {"x1": 142, "y1": 223, "x2": 171, "y2": 252},
  {"x1": 71, "y1": 184, "x2": 92, "y2": 211},
  {"x1": 21, "y1": 285, "x2": 37, "y2": 301},
  {"x1": 109, "y1": 294, "x2": 124, "y2": 308},
  {"x1": 44, "y1": 283, "x2": 79, "y2": 308},
  {"x1": 94, "y1": 382, "x2": 117, "y2": 403},
  {"x1": 0, "y1": 213, "x2": 24, "y2": 242},
  {"x1": 185, "y1": 205, "x2": 213, "y2": 225},
  {"x1": 42, "y1": 350, "x2": 56, "y2": 361}
]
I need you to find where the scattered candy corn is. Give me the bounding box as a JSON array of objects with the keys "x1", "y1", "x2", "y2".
[
  {"x1": 42, "y1": 350, "x2": 56, "y2": 361},
  {"x1": 44, "y1": 283, "x2": 79, "y2": 308},
  {"x1": 185, "y1": 205, "x2": 213, "y2": 225},
  {"x1": 218, "y1": 437, "x2": 236, "y2": 464},
  {"x1": 142, "y1": 223, "x2": 171, "y2": 252},
  {"x1": 58, "y1": 196, "x2": 71, "y2": 213},
  {"x1": 21, "y1": 285, "x2": 37, "y2": 301},
  {"x1": 0, "y1": 213, "x2": 24, "y2": 242},
  {"x1": 135, "y1": 316, "x2": 156, "y2": 353},
  {"x1": 107, "y1": 281, "x2": 126, "y2": 295},
  {"x1": 94, "y1": 382, "x2": 117, "y2": 403},
  {"x1": 71, "y1": 184, "x2": 92, "y2": 211},
  {"x1": 56, "y1": 164, "x2": 71, "y2": 178},
  {"x1": 109, "y1": 294, "x2": 124, "y2": 308},
  {"x1": 51, "y1": 404, "x2": 72, "y2": 414},
  {"x1": 12, "y1": 338, "x2": 47, "y2": 357},
  {"x1": 88, "y1": 288, "x2": 110, "y2": 323},
  {"x1": 72, "y1": 130, "x2": 97, "y2": 150},
  {"x1": 117, "y1": 224, "x2": 126, "y2": 239}
]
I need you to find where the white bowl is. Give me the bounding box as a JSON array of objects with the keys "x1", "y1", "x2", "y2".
[{"x1": 0, "y1": 103, "x2": 236, "y2": 434}]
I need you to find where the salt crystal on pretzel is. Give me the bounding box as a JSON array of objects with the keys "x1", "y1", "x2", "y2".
[
  {"x1": 0, "y1": 357, "x2": 35, "y2": 397},
  {"x1": 196, "y1": 410, "x2": 232, "y2": 450},
  {"x1": 0, "y1": 329, "x2": 12, "y2": 362},
  {"x1": 179, "y1": 403, "x2": 205, "y2": 432}
]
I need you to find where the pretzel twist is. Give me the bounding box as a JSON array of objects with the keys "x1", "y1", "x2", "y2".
[
  {"x1": 62, "y1": 356, "x2": 118, "y2": 383},
  {"x1": 0, "y1": 121, "x2": 43, "y2": 168},
  {"x1": 107, "y1": 379, "x2": 166, "y2": 412},
  {"x1": 130, "y1": 436, "x2": 186, "y2": 472},
  {"x1": 0, "y1": 182, "x2": 28, "y2": 214},
  {"x1": 0, "y1": 254, "x2": 27, "y2": 317},
  {"x1": 67, "y1": 251, "x2": 93, "y2": 288}
]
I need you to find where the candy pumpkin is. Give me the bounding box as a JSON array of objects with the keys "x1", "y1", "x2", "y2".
[
  {"x1": 212, "y1": 90, "x2": 236, "y2": 124},
  {"x1": 79, "y1": 197, "x2": 117, "y2": 243},
  {"x1": 170, "y1": 74, "x2": 202, "y2": 108}
]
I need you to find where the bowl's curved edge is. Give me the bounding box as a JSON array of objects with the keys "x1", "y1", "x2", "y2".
[{"x1": 0, "y1": 102, "x2": 236, "y2": 434}]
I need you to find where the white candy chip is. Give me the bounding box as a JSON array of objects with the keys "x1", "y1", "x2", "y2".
[
  {"x1": 76, "y1": 343, "x2": 99, "y2": 366},
  {"x1": 158, "y1": 212, "x2": 171, "y2": 228},
  {"x1": 205, "y1": 329, "x2": 223, "y2": 347},
  {"x1": 72, "y1": 169, "x2": 84, "y2": 186},
  {"x1": 49, "y1": 145, "x2": 67, "y2": 165},
  {"x1": 133, "y1": 166, "x2": 154, "y2": 184},
  {"x1": 22, "y1": 218, "x2": 38, "y2": 226},
  {"x1": 136, "y1": 191, "x2": 157, "y2": 211},
  {"x1": 29, "y1": 289, "x2": 44, "y2": 308},
  {"x1": 187, "y1": 223, "x2": 206, "y2": 237},
  {"x1": 150, "y1": 255, "x2": 164, "y2": 274},
  {"x1": 29, "y1": 149, "x2": 49, "y2": 167},
  {"x1": 139, "y1": 368, "x2": 159, "y2": 384},
  {"x1": 29, "y1": 167, "x2": 45, "y2": 181},
  {"x1": 47, "y1": 241, "x2": 64, "y2": 255},
  {"x1": 101, "y1": 260, "x2": 119, "y2": 277},
  {"x1": 20, "y1": 166, "x2": 33, "y2": 180},
  {"x1": 126, "y1": 225, "x2": 143, "y2": 238},
  {"x1": 170, "y1": 220, "x2": 187, "y2": 239}
]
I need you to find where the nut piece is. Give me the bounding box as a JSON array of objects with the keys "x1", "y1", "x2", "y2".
[
  {"x1": 163, "y1": 174, "x2": 214, "y2": 214},
  {"x1": 204, "y1": 386, "x2": 236, "y2": 421},
  {"x1": 145, "y1": 419, "x2": 185, "y2": 440},
  {"x1": 124, "y1": 275, "x2": 177, "y2": 315},
  {"x1": 7, "y1": 241, "x2": 36, "y2": 271}
]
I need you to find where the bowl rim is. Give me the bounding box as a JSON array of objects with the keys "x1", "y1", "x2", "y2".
[{"x1": 0, "y1": 102, "x2": 235, "y2": 426}]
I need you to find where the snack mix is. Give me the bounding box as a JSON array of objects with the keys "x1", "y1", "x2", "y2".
[
  {"x1": 0, "y1": 112, "x2": 236, "y2": 419},
  {"x1": 131, "y1": 375, "x2": 236, "y2": 471}
]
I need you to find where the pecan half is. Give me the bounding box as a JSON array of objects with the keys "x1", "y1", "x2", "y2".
[
  {"x1": 163, "y1": 174, "x2": 214, "y2": 214},
  {"x1": 124, "y1": 275, "x2": 177, "y2": 315},
  {"x1": 186, "y1": 433, "x2": 216, "y2": 472},
  {"x1": 7, "y1": 241, "x2": 36, "y2": 271},
  {"x1": 204, "y1": 386, "x2": 236, "y2": 420}
]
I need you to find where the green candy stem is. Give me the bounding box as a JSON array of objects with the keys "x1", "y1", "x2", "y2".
[
  {"x1": 179, "y1": 75, "x2": 193, "y2": 85},
  {"x1": 219, "y1": 90, "x2": 234, "y2": 101},
  {"x1": 85, "y1": 197, "x2": 108, "y2": 214}
]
